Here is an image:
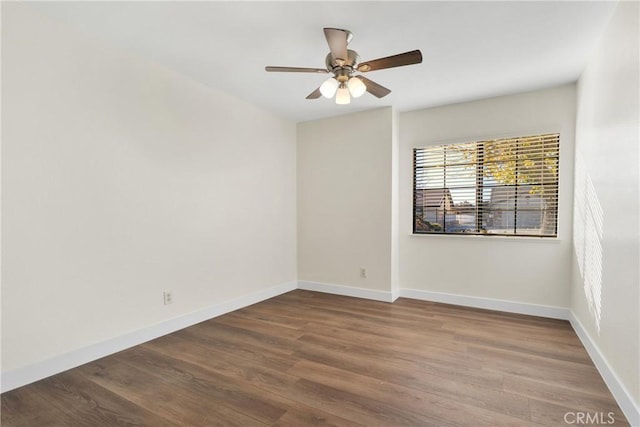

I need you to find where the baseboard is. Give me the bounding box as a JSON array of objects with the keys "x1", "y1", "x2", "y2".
[
  {"x1": 569, "y1": 312, "x2": 640, "y2": 426},
  {"x1": 398, "y1": 288, "x2": 637, "y2": 423},
  {"x1": 399, "y1": 288, "x2": 570, "y2": 320},
  {"x1": 0, "y1": 281, "x2": 297, "y2": 393},
  {"x1": 4, "y1": 280, "x2": 637, "y2": 426},
  {"x1": 297, "y1": 280, "x2": 396, "y2": 303}
]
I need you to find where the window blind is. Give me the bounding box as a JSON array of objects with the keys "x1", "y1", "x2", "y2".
[{"x1": 413, "y1": 133, "x2": 560, "y2": 237}]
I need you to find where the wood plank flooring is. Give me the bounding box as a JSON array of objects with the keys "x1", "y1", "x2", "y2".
[{"x1": 1, "y1": 290, "x2": 629, "y2": 426}]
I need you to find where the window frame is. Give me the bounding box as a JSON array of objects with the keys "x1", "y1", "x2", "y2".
[{"x1": 412, "y1": 133, "x2": 560, "y2": 238}]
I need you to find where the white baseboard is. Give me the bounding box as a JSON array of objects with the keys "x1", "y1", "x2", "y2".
[
  {"x1": 399, "y1": 288, "x2": 570, "y2": 320},
  {"x1": 298, "y1": 280, "x2": 396, "y2": 303},
  {"x1": 4, "y1": 280, "x2": 637, "y2": 427},
  {"x1": 569, "y1": 312, "x2": 640, "y2": 426},
  {"x1": 0, "y1": 281, "x2": 297, "y2": 393},
  {"x1": 398, "y1": 288, "x2": 637, "y2": 424}
]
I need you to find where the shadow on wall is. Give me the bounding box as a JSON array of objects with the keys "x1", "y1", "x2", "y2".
[{"x1": 573, "y1": 153, "x2": 604, "y2": 334}]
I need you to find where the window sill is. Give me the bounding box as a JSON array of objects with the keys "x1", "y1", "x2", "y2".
[{"x1": 410, "y1": 232, "x2": 562, "y2": 243}]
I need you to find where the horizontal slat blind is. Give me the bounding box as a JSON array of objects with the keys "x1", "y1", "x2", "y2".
[{"x1": 413, "y1": 133, "x2": 560, "y2": 237}]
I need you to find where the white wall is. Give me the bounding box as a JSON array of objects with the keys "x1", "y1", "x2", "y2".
[
  {"x1": 1, "y1": 4, "x2": 296, "y2": 375},
  {"x1": 399, "y1": 85, "x2": 576, "y2": 308},
  {"x1": 390, "y1": 109, "x2": 400, "y2": 298},
  {"x1": 3, "y1": 3, "x2": 637, "y2": 420},
  {"x1": 297, "y1": 108, "x2": 394, "y2": 295},
  {"x1": 572, "y1": 0, "x2": 639, "y2": 414}
]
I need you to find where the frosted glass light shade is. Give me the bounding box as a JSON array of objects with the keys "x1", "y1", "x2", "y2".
[
  {"x1": 335, "y1": 85, "x2": 350, "y2": 104},
  {"x1": 347, "y1": 77, "x2": 366, "y2": 98},
  {"x1": 320, "y1": 77, "x2": 339, "y2": 98}
]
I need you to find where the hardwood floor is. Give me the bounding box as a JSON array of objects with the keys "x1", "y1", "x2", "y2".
[{"x1": 1, "y1": 290, "x2": 628, "y2": 426}]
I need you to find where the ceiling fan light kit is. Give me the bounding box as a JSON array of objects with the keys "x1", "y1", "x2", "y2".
[
  {"x1": 320, "y1": 76, "x2": 366, "y2": 104},
  {"x1": 335, "y1": 84, "x2": 351, "y2": 105},
  {"x1": 347, "y1": 77, "x2": 367, "y2": 98},
  {"x1": 265, "y1": 28, "x2": 422, "y2": 105},
  {"x1": 320, "y1": 77, "x2": 339, "y2": 98}
]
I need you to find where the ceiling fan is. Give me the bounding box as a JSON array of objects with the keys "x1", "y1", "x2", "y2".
[{"x1": 265, "y1": 28, "x2": 422, "y2": 105}]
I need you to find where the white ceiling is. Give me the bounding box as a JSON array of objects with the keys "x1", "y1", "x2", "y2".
[{"x1": 26, "y1": 1, "x2": 617, "y2": 123}]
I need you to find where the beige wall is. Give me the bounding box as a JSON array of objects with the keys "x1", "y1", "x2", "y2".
[
  {"x1": 399, "y1": 85, "x2": 576, "y2": 307},
  {"x1": 1, "y1": 4, "x2": 297, "y2": 373},
  {"x1": 572, "y1": 0, "x2": 639, "y2": 409},
  {"x1": 297, "y1": 108, "x2": 394, "y2": 293}
]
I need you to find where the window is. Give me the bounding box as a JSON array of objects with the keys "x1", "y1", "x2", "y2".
[{"x1": 413, "y1": 133, "x2": 559, "y2": 237}]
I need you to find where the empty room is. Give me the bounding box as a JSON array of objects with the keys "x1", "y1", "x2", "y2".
[{"x1": 1, "y1": 1, "x2": 638, "y2": 426}]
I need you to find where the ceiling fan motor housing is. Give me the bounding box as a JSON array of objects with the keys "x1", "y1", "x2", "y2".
[{"x1": 325, "y1": 50, "x2": 360, "y2": 82}]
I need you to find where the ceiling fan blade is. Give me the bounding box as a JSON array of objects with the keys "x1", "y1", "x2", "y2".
[
  {"x1": 323, "y1": 28, "x2": 350, "y2": 65},
  {"x1": 358, "y1": 76, "x2": 391, "y2": 98},
  {"x1": 265, "y1": 66, "x2": 328, "y2": 74},
  {"x1": 357, "y1": 50, "x2": 423, "y2": 72},
  {"x1": 306, "y1": 88, "x2": 322, "y2": 99}
]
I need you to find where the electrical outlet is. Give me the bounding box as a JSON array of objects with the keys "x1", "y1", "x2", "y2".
[
  {"x1": 163, "y1": 291, "x2": 173, "y2": 305},
  {"x1": 360, "y1": 267, "x2": 367, "y2": 278}
]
